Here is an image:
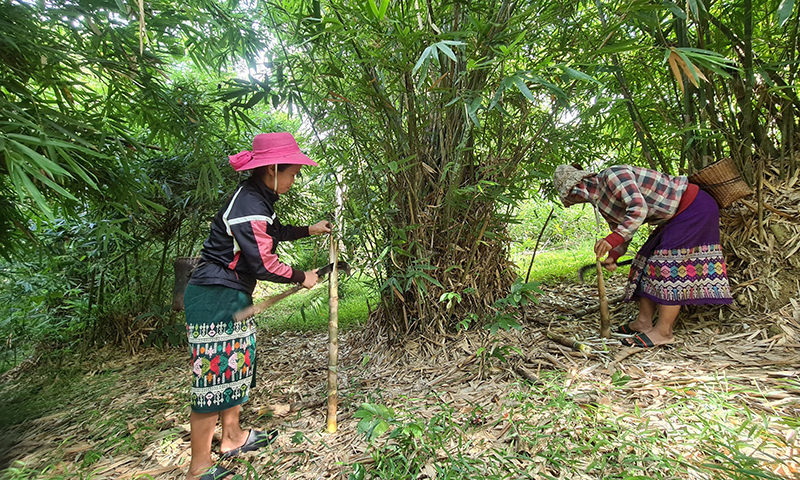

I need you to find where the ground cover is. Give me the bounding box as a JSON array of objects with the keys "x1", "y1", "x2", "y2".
[{"x1": 1, "y1": 272, "x2": 798, "y2": 480}]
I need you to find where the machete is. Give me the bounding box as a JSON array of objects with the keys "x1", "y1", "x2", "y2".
[
  {"x1": 578, "y1": 258, "x2": 632, "y2": 282},
  {"x1": 233, "y1": 261, "x2": 351, "y2": 321}
]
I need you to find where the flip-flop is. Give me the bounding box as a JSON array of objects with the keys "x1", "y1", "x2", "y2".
[
  {"x1": 614, "y1": 323, "x2": 638, "y2": 335},
  {"x1": 621, "y1": 332, "x2": 675, "y2": 348},
  {"x1": 198, "y1": 465, "x2": 234, "y2": 480},
  {"x1": 220, "y1": 429, "x2": 278, "y2": 459}
]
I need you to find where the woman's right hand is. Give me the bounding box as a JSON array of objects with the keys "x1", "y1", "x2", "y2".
[
  {"x1": 600, "y1": 257, "x2": 618, "y2": 272},
  {"x1": 302, "y1": 270, "x2": 319, "y2": 289}
]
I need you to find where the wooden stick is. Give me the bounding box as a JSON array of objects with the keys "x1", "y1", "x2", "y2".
[
  {"x1": 233, "y1": 284, "x2": 303, "y2": 321},
  {"x1": 326, "y1": 232, "x2": 339, "y2": 434},
  {"x1": 524, "y1": 207, "x2": 554, "y2": 283},
  {"x1": 596, "y1": 260, "x2": 611, "y2": 338}
]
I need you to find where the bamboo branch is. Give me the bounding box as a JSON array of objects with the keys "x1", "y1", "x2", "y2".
[{"x1": 525, "y1": 207, "x2": 554, "y2": 283}]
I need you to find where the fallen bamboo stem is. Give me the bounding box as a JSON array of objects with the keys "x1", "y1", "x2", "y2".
[
  {"x1": 513, "y1": 365, "x2": 541, "y2": 384},
  {"x1": 546, "y1": 331, "x2": 591, "y2": 354},
  {"x1": 541, "y1": 352, "x2": 568, "y2": 370},
  {"x1": 596, "y1": 260, "x2": 611, "y2": 338}
]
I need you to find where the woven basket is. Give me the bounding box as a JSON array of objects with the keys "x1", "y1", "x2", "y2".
[
  {"x1": 688, "y1": 157, "x2": 752, "y2": 208},
  {"x1": 172, "y1": 256, "x2": 200, "y2": 311}
]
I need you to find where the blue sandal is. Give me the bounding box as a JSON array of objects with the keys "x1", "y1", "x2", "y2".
[
  {"x1": 198, "y1": 465, "x2": 234, "y2": 480},
  {"x1": 220, "y1": 429, "x2": 278, "y2": 459}
]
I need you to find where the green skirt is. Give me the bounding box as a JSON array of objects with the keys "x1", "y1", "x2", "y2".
[{"x1": 185, "y1": 284, "x2": 256, "y2": 413}]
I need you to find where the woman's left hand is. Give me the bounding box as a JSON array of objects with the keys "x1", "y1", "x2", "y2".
[
  {"x1": 594, "y1": 238, "x2": 612, "y2": 259},
  {"x1": 309, "y1": 220, "x2": 332, "y2": 235}
]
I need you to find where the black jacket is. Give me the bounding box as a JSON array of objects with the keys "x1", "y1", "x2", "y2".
[{"x1": 189, "y1": 176, "x2": 308, "y2": 294}]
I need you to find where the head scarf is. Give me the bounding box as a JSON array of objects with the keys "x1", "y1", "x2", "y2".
[{"x1": 553, "y1": 164, "x2": 596, "y2": 206}]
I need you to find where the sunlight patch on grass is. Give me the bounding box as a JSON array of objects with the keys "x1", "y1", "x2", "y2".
[{"x1": 254, "y1": 275, "x2": 378, "y2": 333}]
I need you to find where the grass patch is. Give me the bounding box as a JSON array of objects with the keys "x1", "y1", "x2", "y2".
[
  {"x1": 512, "y1": 239, "x2": 632, "y2": 285},
  {"x1": 508, "y1": 198, "x2": 652, "y2": 285},
  {"x1": 255, "y1": 274, "x2": 378, "y2": 333}
]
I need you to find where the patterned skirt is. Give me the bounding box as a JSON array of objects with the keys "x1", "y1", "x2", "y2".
[
  {"x1": 184, "y1": 284, "x2": 257, "y2": 413},
  {"x1": 624, "y1": 190, "x2": 733, "y2": 306}
]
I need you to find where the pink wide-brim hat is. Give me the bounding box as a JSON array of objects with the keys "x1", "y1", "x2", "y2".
[{"x1": 228, "y1": 132, "x2": 318, "y2": 171}]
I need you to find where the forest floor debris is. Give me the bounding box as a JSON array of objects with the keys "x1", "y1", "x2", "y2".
[{"x1": 1, "y1": 276, "x2": 798, "y2": 479}]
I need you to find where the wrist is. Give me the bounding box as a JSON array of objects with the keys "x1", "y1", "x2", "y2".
[{"x1": 604, "y1": 232, "x2": 625, "y2": 250}]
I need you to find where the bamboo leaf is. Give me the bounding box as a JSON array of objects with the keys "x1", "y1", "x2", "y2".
[
  {"x1": 512, "y1": 75, "x2": 535, "y2": 102},
  {"x1": 7, "y1": 138, "x2": 72, "y2": 177},
  {"x1": 435, "y1": 42, "x2": 458, "y2": 62},
  {"x1": 412, "y1": 45, "x2": 433, "y2": 76},
  {"x1": 663, "y1": 1, "x2": 687, "y2": 19},
  {"x1": 366, "y1": 0, "x2": 379, "y2": 20},
  {"x1": 467, "y1": 95, "x2": 482, "y2": 127},
  {"x1": 562, "y1": 66, "x2": 602, "y2": 85},
  {"x1": 666, "y1": 49, "x2": 685, "y2": 93},
  {"x1": 11, "y1": 169, "x2": 54, "y2": 219},
  {"x1": 674, "y1": 49, "x2": 707, "y2": 87},
  {"x1": 777, "y1": 0, "x2": 794, "y2": 26},
  {"x1": 377, "y1": 0, "x2": 389, "y2": 20}
]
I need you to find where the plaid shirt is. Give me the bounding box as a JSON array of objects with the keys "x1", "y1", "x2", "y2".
[{"x1": 572, "y1": 165, "x2": 688, "y2": 253}]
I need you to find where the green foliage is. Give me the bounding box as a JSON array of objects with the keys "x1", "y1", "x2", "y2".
[
  {"x1": 354, "y1": 403, "x2": 396, "y2": 442},
  {"x1": 257, "y1": 275, "x2": 377, "y2": 333},
  {"x1": 484, "y1": 278, "x2": 542, "y2": 335}
]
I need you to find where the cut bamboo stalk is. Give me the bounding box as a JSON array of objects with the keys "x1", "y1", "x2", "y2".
[
  {"x1": 546, "y1": 331, "x2": 591, "y2": 354},
  {"x1": 596, "y1": 260, "x2": 611, "y2": 338},
  {"x1": 326, "y1": 231, "x2": 339, "y2": 434}
]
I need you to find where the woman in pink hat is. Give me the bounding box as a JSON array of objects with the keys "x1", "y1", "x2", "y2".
[{"x1": 183, "y1": 132, "x2": 331, "y2": 480}]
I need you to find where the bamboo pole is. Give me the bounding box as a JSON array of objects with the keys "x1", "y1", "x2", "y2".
[
  {"x1": 596, "y1": 260, "x2": 611, "y2": 338},
  {"x1": 326, "y1": 231, "x2": 339, "y2": 433}
]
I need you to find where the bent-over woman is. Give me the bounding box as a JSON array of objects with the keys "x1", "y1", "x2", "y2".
[{"x1": 553, "y1": 163, "x2": 732, "y2": 348}]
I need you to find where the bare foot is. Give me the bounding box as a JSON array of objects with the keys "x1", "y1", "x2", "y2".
[
  {"x1": 616, "y1": 318, "x2": 653, "y2": 335},
  {"x1": 219, "y1": 429, "x2": 250, "y2": 455},
  {"x1": 627, "y1": 318, "x2": 654, "y2": 332}
]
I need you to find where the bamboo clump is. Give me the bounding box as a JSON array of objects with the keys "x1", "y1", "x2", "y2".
[{"x1": 718, "y1": 165, "x2": 800, "y2": 312}]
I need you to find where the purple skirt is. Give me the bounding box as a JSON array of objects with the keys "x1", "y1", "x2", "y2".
[{"x1": 624, "y1": 190, "x2": 733, "y2": 306}]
